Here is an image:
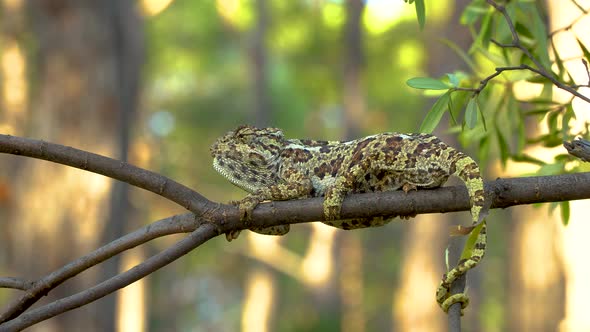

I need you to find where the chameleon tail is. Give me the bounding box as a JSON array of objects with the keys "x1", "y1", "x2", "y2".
[{"x1": 436, "y1": 152, "x2": 488, "y2": 314}]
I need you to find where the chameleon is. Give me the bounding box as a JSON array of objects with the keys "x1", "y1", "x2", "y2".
[{"x1": 210, "y1": 125, "x2": 487, "y2": 314}]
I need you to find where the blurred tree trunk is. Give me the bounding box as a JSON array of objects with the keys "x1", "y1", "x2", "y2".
[
  {"x1": 505, "y1": 1, "x2": 588, "y2": 331},
  {"x1": 342, "y1": 0, "x2": 366, "y2": 140},
  {"x1": 0, "y1": 0, "x2": 28, "y2": 267},
  {"x1": 96, "y1": 1, "x2": 144, "y2": 331},
  {"x1": 243, "y1": 1, "x2": 276, "y2": 331},
  {"x1": 2, "y1": 1, "x2": 143, "y2": 330},
  {"x1": 252, "y1": 0, "x2": 270, "y2": 126},
  {"x1": 393, "y1": 1, "x2": 473, "y2": 331},
  {"x1": 339, "y1": 1, "x2": 367, "y2": 331},
  {"x1": 547, "y1": 5, "x2": 590, "y2": 331}
]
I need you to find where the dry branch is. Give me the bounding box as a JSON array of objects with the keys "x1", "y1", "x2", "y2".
[{"x1": 2, "y1": 133, "x2": 590, "y2": 330}]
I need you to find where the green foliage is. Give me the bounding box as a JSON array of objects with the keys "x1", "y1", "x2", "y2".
[
  {"x1": 406, "y1": 0, "x2": 590, "y2": 178},
  {"x1": 406, "y1": 77, "x2": 450, "y2": 90},
  {"x1": 460, "y1": 221, "x2": 485, "y2": 262},
  {"x1": 419, "y1": 90, "x2": 451, "y2": 133}
]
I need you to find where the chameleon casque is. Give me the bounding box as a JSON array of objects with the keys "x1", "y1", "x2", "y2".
[{"x1": 210, "y1": 125, "x2": 487, "y2": 314}]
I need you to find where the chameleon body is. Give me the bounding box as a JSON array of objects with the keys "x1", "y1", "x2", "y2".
[{"x1": 210, "y1": 125, "x2": 487, "y2": 313}]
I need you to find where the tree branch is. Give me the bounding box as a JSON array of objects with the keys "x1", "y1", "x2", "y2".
[
  {"x1": 0, "y1": 213, "x2": 203, "y2": 323},
  {"x1": 2, "y1": 134, "x2": 590, "y2": 328},
  {"x1": 0, "y1": 134, "x2": 217, "y2": 216},
  {"x1": 0, "y1": 278, "x2": 34, "y2": 291},
  {"x1": 0, "y1": 224, "x2": 218, "y2": 331},
  {"x1": 483, "y1": 0, "x2": 590, "y2": 104}
]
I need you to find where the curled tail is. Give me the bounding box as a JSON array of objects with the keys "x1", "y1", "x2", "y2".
[{"x1": 436, "y1": 152, "x2": 488, "y2": 314}]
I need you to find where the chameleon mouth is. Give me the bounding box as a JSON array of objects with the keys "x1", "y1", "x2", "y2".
[{"x1": 213, "y1": 158, "x2": 258, "y2": 193}]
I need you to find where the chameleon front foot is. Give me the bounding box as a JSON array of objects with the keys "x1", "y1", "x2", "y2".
[
  {"x1": 225, "y1": 196, "x2": 261, "y2": 241},
  {"x1": 226, "y1": 195, "x2": 290, "y2": 241}
]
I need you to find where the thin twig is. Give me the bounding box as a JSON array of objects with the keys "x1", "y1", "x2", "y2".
[
  {"x1": 571, "y1": 0, "x2": 588, "y2": 14},
  {"x1": 485, "y1": 0, "x2": 590, "y2": 103},
  {"x1": 0, "y1": 213, "x2": 202, "y2": 323},
  {"x1": 0, "y1": 278, "x2": 34, "y2": 291},
  {"x1": 0, "y1": 134, "x2": 216, "y2": 216},
  {"x1": 0, "y1": 224, "x2": 218, "y2": 331}
]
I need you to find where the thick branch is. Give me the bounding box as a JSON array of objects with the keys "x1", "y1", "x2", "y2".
[
  {"x1": 0, "y1": 213, "x2": 203, "y2": 323},
  {"x1": 0, "y1": 278, "x2": 34, "y2": 291},
  {"x1": 231, "y1": 172, "x2": 590, "y2": 231},
  {"x1": 0, "y1": 224, "x2": 218, "y2": 331},
  {"x1": 2, "y1": 134, "x2": 590, "y2": 328},
  {"x1": 0, "y1": 134, "x2": 217, "y2": 215}
]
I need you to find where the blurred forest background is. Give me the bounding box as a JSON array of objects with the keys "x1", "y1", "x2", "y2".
[{"x1": 0, "y1": 0, "x2": 589, "y2": 331}]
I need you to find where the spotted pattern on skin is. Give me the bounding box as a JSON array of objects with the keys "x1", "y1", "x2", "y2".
[{"x1": 211, "y1": 125, "x2": 487, "y2": 313}]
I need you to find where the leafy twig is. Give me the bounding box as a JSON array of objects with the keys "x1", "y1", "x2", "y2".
[{"x1": 486, "y1": 0, "x2": 590, "y2": 103}]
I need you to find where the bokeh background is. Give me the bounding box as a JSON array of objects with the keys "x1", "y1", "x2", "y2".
[{"x1": 1, "y1": 0, "x2": 589, "y2": 331}]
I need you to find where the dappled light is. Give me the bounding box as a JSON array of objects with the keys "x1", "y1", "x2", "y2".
[
  {"x1": 394, "y1": 215, "x2": 444, "y2": 332},
  {"x1": 1, "y1": 42, "x2": 26, "y2": 115},
  {"x1": 363, "y1": 0, "x2": 410, "y2": 35},
  {"x1": 302, "y1": 223, "x2": 337, "y2": 287},
  {"x1": 117, "y1": 251, "x2": 146, "y2": 332},
  {"x1": 242, "y1": 270, "x2": 274, "y2": 332},
  {"x1": 547, "y1": 1, "x2": 590, "y2": 330},
  {"x1": 216, "y1": 0, "x2": 253, "y2": 29},
  {"x1": 141, "y1": 0, "x2": 174, "y2": 17}
]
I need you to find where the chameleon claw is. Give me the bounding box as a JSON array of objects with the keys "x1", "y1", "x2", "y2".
[
  {"x1": 402, "y1": 183, "x2": 417, "y2": 193},
  {"x1": 225, "y1": 230, "x2": 241, "y2": 241}
]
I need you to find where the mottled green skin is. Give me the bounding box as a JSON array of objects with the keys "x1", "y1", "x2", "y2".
[{"x1": 210, "y1": 125, "x2": 486, "y2": 313}]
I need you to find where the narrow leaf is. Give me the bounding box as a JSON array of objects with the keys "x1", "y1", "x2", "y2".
[
  {"x1": 406, "y1": 77, "x2": 450, "y2": 90},
  {"x1": 576, "y1": 37, "x2": 590, "y2": 63},
  {"x1": 495, "y1": 125, "x2": 510, "y2": 167},
  {"x1": 439, "y1": 39, "x2": 477, "y2": 73},
  {"x1": 420, "y1": 91, "x2": 451, "y2": 133},
  {"x1": 475, "y1": 11, "x2": 493, "y2": 49},
  {"x1": 460, "y1": 221, "x2": 485, "y2": 261},
  {"x1": 465, "y1": 97, "x2": 478, "y2": 129},
  {"x1": 414, "y1": 0, "x2": 426, "y2": 30},
  {"x1": 460, "y1": 0, "x2": 487, "y2": 25},
  {"x1": 561, "y1": 201, "x2": 570, "y2": 226}
]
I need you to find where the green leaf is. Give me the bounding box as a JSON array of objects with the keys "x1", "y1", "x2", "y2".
[
  {"x1": 562, "y1": 104, "x2": 575, "y2": 137},
  {"x1": 447, "y1": 73, "x2": 459, "y2": 87},
  {"x1": 460, "y1": 0, "x2": 487, "y2": 25},
  {"x1": 560, "y1": 201, "x2": 570, "y2": 226},
  {"x1": 439, "y1": 38, "x2": 478, "y2": 73},
  {"x1": 448, "y1": 90, "x2": 469, "y2": 123},
  {"x1": 478, "y1": 135, "x2": 490, "y2": 165},
  {"x1": 478, "y1": 101, "x2": 487, "y2": 131},
  {"x1": 511, "y1": 154, "x2": 545, "y2": 166},
  {"x1": 550, "y1": 39, "x2": 569, "y2": 81},
  {"x1": 414, "y1": 0, "x2": 426, "y2": 30},
  {"x1": 406, "y1": 77, "x2": 450, "y2": 90},
  {"x1": 576, "y1": 37, "x2": 590, "y2": 63},
  {"x1": 460, "y1": 221, "x2": 485, "y2": 261},
  {"x1": 420, "y1": 90, "x2": 451, "y2": 133},
  {"x1": 465, "y1": 97, "x2": 479, "y2": 129},
  {"x1": 495, "y1": 125, "x2": 510, "y2": 167},
  {"x1": 529, "y1": 3, "x2": 551, "y2": 70},
  {"x1": 474, "y1": 11, "x2": 493, "y2": 50}
]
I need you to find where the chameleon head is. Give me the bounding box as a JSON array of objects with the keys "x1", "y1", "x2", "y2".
[{"x1": 210, "y1": 125, "x2": 285, "y2": 193}]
